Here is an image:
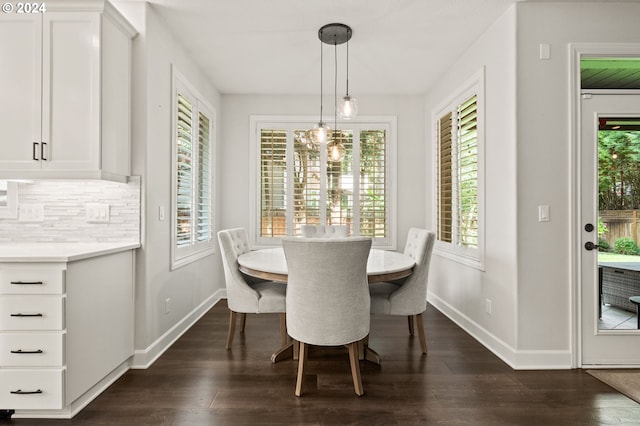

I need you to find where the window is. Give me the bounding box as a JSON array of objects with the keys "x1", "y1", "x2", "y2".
[
  {"x1": 434, "y1": 70, "x2": 484, "y2": 268},
  {"x1": 251, "y1": 116, "x2": 397, "y2": 248},
  {"x1": 171, "y1": 68, "x2": 215, "y2": 269}
]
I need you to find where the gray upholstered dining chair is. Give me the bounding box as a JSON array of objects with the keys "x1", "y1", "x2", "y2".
[
  {"x1": 300, "y1": 224, "x2": 349, "y2": 238},
  {"x1": 369, "y1": 228, "x2": 435, "y2": 354},
  {"x1": 283, "y1": 236, "x2": 372, "y2": 396},
  {"x1": 217, "y1": 228, "x2": 287, "y2": 350}
]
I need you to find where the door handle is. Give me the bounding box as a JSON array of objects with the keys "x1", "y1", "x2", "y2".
[
  {"x1": 585, "y1": 241, "x2": 600, "y2": 251},
  {"x1": 33, "y1": 142, "x2": 39, "y2": 160}
]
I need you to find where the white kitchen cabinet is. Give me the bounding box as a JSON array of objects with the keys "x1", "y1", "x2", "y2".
[
  {"x1": 0, "y1": 248, "x2": 135, "y2": 417},
  {"x1": 0, "y1": 1, "x2": 136, "y2": 182}
]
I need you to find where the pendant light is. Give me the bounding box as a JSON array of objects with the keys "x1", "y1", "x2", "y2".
[
  {"x1": 327, "y1": 30, "x2": 345, "y2": 162},
  {"x1": 338, "y1": 28, "x2": 358, "y2": 119},
  {"x1": 308, "y1": 26, "x2": 330, "y2": 145},
  {"x1": 316, "y1": 23, "x2": 351, "y2": 159}
]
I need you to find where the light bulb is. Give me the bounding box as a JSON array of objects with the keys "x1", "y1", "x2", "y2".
[
  {"x1": 328, "y1": 141, "x2": 344, "y2": 162},
  {"x1": 308, "y1": 123, "x2": 331, "y2": 145},
  {"x1": 338, "y1": 96, "x2": 358, "y2": 119}
]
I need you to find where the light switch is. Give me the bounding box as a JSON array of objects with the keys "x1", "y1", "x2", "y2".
[
  {"x1": 86, "y1": 203, "x2": 110, "y2": 223},
  {"x1": 538, "y1": 205, "x2": 550, "y2": 222},
  {"x1": 539, "y1": 43, "x2": 550, "y2": 60}
]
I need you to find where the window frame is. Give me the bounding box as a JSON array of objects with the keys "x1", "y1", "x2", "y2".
[
  {"x1": 170, "y1": 66, "x2": 216, "y2": 270},
  {"x1": 249, "y1": 115, "x2": 397, "y2": 250},
  {"x1": 432, "y1": 68, "x2": 485, "y2": 270}
]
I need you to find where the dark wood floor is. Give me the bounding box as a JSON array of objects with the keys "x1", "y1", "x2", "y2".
[{"x1": 5, "y1": 301, "x2": 640, "y2": 425}]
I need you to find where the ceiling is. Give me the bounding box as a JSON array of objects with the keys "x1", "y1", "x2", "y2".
[
  {"x1": 116, "y1": 0, "x2": 640, "y2": 96},
  {"x1": 581, "y1": 58, "x2": 640, "y2": 90}
]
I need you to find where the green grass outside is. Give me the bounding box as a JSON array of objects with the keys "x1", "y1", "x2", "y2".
[{"x1": 598, "y1": 251, "x2": 640, "y2": 263}]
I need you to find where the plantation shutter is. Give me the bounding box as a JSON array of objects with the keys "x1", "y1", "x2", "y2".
[
  {"x1": 327, "y1": 130, "x2": 353, "y2": 231},
  {"x1": 438, "y1": 112, "x2": 453, "y2": 243},
  {"x1": 176, "y1": 92, "x2": 194, "y2": 247},
  {"x1": 293, "y1": 130, "x2": 322, "y2": 236},
  {"x1": 456, "y1": 95, "x2": 478, "y2": 248},
  {"x1": 360, "y1": 130, "x2": 386, "y2": 238},
  {"x1": 260, "y1": 129, "x2": 287, "y2": 237},
  {"x1": 255, "y1": 120, "x2": 392, "y2": 246},
  {"x1": 197, "y1": 110, "x2": 212, "y2": 242}
]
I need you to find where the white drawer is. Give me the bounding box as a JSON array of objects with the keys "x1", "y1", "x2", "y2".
[
  {"x1": 0, "y1": 369, "x2": 64, "y2": 410},
  {"x1": 0, "y1": 269, "x2": 64, "y2": 295},
  {"x1": 0, "y1": 333, "x2": 64, "y2": 367},
  {"x1": 0, "y1": 296, "x2": 65, "y2": 331}
]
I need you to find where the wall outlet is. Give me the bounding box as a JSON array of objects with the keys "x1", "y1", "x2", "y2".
[
  {"x1": 86, "y1": 203, "x2": 110, "y2": 223},
  {"x1": 485, "y1": 298, "x2": 492, "y2": 315},
  {"x1": 18, "y1": 204, "x2": 44, "y2": 222},
  {"x1": 164, "y1": 298, "x2": 171, "y2": 314}
]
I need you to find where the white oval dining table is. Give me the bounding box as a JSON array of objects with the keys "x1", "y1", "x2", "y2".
[
  {"x1": 237, "y1": 247, "x2": 415, "y2": 284},
  {"x1": 237, "y1": 247, "x2": 415, "y2": 364}
]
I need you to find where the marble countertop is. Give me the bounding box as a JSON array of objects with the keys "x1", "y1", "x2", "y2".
[{"x1": 0, "y1": 242, "x2": 140, "y2": 262}]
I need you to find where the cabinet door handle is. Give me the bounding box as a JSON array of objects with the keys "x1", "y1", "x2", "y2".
[
  {"x1": 10, "y1": 281, "x2": 44, "y2": 285},
  {"x1": 9, "y1": 313, "x2": 43, "y2": 317},
  {"x1": 10, "y1": 349, "x2": 43, "y2": 354},
  {"x1": 41, "y1": 142, "x2": 47, "y2": 161},
  {"x1": 33, "y1": 142, "x2": 39, "y2": 160},
  {"x1": 10, "y1": 389, "x2": 43, "y2": 395}
]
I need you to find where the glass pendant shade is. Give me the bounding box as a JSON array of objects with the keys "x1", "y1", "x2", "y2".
[
  {"x1": 338, "y1": 95, "x2": 358, "y2": 119},
  {"x1": 327, "y1": 140, "x2": 345, "y2": 162},
  {"x1": 308, "y1": 123, "x2": 331, "y2": 145}
]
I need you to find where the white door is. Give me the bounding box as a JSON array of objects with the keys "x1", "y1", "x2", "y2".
[{"x1": 581, "y1": 92, "x2": 640, "y2": 365}]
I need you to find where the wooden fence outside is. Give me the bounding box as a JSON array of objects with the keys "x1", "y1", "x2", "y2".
[{"x1": 600, "y1": 210, "x2": 640, "y2": 245}]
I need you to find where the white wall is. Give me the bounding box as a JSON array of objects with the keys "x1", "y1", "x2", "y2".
[
  {"x1": 515, "y1": 2, "x2": 640, "y2": 359},
  {"x1": 220, "y1": 94, "x2": 425, "y2": 250},
  {"x1": 425, "y1": 7, "x2": 519, "y2": 363},
  {"x1": 113, "y1": 2, "x2": 224, "y2": 362},
  {"x1": 426, "y1": 1, "x2": 640, "y2": 369}
]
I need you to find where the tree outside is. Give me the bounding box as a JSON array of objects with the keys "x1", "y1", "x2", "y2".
[{"x1": 598, "y1": 123, "x2": 640, "y2": 256}]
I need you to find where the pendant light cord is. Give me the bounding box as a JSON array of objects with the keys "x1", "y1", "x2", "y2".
[
  {"x1": 319, "y1": 29, "x2": 323, "y2": 125},
  {"x1": 346, "y1": 30, "x2": 350, "y2": 97},
  {"x1": 334, "y1": 36, "x2": 338, "y2": 141}
]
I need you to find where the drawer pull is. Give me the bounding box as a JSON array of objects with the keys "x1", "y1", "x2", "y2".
[
  {"x1": 10, "y1": 389, "x2": 43, "y2": 395},
  {"x1": 10, "y1": 313, "x2": 44, "y2": 317},
  {"x1": 10, "y1": 281, "x2": 44, "y2": 285},
  {"x1": 10, "y1": 349, "x2": 44, "y2": 354}
]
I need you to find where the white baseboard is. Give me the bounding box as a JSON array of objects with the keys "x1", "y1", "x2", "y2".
[
  {"x1": 130, "y1": 289, "x2": 225, "y2": 369},
  {"x1": 428, "y1": 292, "x2": 572, "y2": 370}
]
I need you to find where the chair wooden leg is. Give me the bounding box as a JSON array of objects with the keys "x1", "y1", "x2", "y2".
[
  {"x1": 279, "y1": 313, "x2": 287, "y2": 346},
  {"x1": 407, "y1": 315, "x2": 415, "y2": 335},
  {"x1": 293, "y1": 338, "x2": 299, "y2": 360},
  {"x1": 416, "y1": 313, "x2": 427, "y2": 354},
  {"x1": 226, "y1": 311, "x2": 237, "y2": 349},
  {"x1": 295, "y1": 342, "x2": 308, "y2": 397},
  {"x1": 348, "y1": 342, "x2": 364, "y2": 396},
  {"x1": 239, "y1": 313, "x2": 247, "y2": 333}
]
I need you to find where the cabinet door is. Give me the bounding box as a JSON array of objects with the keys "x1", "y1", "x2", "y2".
[
  {"x1": 41, "y1": 12, "x2": 100, "y2": 171},
  {"x1": 0, "y1": 14, "x2": 42, "y2": 170}
]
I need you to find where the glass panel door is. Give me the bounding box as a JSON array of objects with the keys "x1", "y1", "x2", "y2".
[{"x1": 581, "y1": 93, "x2": 640, "y2": 365}]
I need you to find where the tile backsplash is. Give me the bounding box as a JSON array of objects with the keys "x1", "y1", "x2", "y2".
[{"x1": 0, "y1": 178, "x2": 140, "y2": 243}]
